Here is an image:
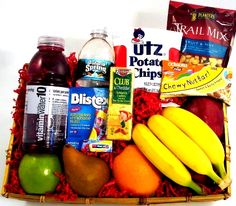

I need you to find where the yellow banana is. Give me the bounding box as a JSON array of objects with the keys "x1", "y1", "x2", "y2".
[
  {"x1": 162, "y1": 107, "x2": 230, "y2": 183},
  {"x1": 132, "y1": 123, "x2": 203, "y2": 194},
  {"x1": 147, "y1": 114, "x2": 227, "y2": 190}
]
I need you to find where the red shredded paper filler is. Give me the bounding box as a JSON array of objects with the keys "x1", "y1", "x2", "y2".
[{"x1": 4, "y1": 53, "x2": 223, "y2": 200}]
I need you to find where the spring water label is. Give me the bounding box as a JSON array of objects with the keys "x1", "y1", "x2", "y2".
[
  {"x1": 77, "y1": 58, "x2": 113, "y2": 82},
  {"x1": 23, "y1": 85, "x2": 69, "y2": 145}
]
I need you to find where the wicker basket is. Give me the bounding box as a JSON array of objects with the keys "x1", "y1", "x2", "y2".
[{"x1": 1, "y1": 103, "x2": 231, "y2": 204}]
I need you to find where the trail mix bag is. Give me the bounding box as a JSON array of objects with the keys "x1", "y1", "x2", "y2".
[{"x1": 167, "y1": 1, "x2": 236, "y2": 67}]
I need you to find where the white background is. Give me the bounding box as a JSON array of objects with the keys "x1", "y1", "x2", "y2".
[{"x1": 0, "y1": 0, "x2": 235, "y2": 205}]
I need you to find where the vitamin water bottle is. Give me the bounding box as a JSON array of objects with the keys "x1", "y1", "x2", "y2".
[
  {"x1": 74, "y1": 28, "x2": 115, "y2": 87},
  {"x1": 22, "y1": 36, "x2": 70, "y2": 153}
]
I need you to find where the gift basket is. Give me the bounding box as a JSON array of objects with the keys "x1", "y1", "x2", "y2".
[{"x1": 1, "y1": 1, "x2": 235, "y2": 204}]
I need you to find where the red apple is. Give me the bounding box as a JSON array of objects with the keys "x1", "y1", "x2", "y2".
[{"x1": 183, "y1": 96, "x2": 224, "y2": 138}]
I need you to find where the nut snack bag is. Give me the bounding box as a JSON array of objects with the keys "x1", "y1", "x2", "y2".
[
  {"x1": 167, "y1": 1, "x2": 236, "y2": 67},
  {"x1": 160, "y1": 60, "x2": 233, "y2": 105}
]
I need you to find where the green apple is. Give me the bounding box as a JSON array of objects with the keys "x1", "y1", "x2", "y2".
[{"x1": 18, "y1": 153, "x2": 62, "y2": 194}]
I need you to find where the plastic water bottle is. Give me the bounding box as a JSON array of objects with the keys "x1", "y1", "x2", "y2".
[
  {"x1": 22, "y1": 36, "x2": 70, "y2": 153},
  {"x1": 74, "y1": 28, "x2": 115, "y2": 87}
]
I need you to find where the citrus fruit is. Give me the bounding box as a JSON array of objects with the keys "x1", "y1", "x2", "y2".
[{"x1": 113, "y1": 144, "x2": 161, "y2": 196}]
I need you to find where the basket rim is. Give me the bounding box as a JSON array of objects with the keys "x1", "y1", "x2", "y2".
[{"x1": 1, "y1": 192, "x2": 231, "y2": 204}]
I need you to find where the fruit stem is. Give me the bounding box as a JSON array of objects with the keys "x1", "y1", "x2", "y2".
[
  {"x1": 220, "y1": 174, "x2": 232, "y2": 190},
  {"x1": 208, "y1": 169, "x2": 228, "y2": 190},
  {"x1": 214, "y1": 163, "x2": 227, "y2": 179},
  {"x1": 188, "y1": 181, "x2": 204, "y2": 195}
]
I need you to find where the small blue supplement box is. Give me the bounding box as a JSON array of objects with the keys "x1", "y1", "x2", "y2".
[{"x1": 67, "y1": 87, "x2": 112, "y2": 152}]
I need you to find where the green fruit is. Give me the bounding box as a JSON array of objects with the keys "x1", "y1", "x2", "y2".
[{"x1": 18, "y1": 153, "x2": 62, "y2": 194}]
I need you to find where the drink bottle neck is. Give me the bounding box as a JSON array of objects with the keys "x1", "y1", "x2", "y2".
[
  {"x1": 91, "y1": 33, "x2": 107, "y2": 39},
  {"x1": 37, "y1": 45, "x2": 64, "y2": 52}
]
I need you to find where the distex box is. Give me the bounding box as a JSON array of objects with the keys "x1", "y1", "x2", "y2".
[{"x1": 66, "y1": 87, "x2": 112, "y2": 152}]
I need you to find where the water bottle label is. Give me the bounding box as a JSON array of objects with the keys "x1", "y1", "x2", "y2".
[
  {"x1": 23, "y1": 85, "x2": 69, "y2": 147},
  {"x1": 77, "y1": 58, "x2": 113, "y2": 82}
]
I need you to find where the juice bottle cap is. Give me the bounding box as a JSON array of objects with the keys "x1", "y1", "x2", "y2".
[{"x1": 37, "y1": 36, "x2": 65, "y2": 49}]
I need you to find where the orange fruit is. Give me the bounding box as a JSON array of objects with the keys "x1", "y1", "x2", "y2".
[{"x1": 113, "y1": 144, "x2": 161, "y2": 196}]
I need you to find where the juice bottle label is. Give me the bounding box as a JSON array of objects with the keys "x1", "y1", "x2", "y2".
[
  {"x1": 23, "y1": 85, "x2": 69, "y2": 146},
  {"x1": 77, "y1": 58, "x2": 113, "y2": 83},
  {"x1": 67, "y1": 87, "x2": 112, "y2": 152}
]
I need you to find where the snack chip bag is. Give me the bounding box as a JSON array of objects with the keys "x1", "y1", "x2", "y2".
[
  {"x1": 167, "y1": 1, "x2": 236, "y2": 67},
  {"x1": 113, "y1": 27, "x2": 183, "y2": 93}
]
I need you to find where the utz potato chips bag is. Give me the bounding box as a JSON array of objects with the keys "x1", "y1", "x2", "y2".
[
  {"x1": 113, "y1": 27, "x2": 183, "y2": 93},
  {"x1": 167, "y1": 1, "x2": 236, "y2": 67},
  {"x1": 113, "y1": 27, "x2": 183, "y2": 107}
]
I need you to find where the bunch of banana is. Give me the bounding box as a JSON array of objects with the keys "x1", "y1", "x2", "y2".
[
  {"x1": 132, "y1": 123, "x2": 203, "y2": 194},
  {"x1": 162, "y1": 107, "x2": 229, "y2": 183},
  {"x1": 132, "y1": 107, "x2": 231, "y2": 194}
]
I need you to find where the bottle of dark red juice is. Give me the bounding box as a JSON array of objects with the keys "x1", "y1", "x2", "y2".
[{"x1": 22, "y1": 36, "x2": 70, "y2": 154}]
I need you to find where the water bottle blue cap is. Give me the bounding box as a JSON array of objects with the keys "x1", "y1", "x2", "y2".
[{"x1": 37, "y1": 36, "x2": 65, "y2": 49}]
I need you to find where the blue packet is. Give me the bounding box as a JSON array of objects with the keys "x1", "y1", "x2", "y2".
[{"x1": 67, "y1": 87, "x2": 112, "y2": 152}]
